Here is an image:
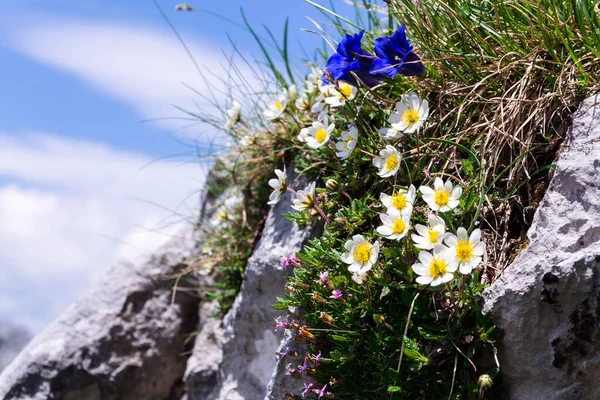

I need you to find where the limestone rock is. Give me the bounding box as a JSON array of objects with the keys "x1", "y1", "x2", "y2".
[
  {"x1": 183, "y1": 167, "x2": 319, "y2": 400},
  {"x1": 0, "y1": 226, "x2": 202, "y2": 400},
  {"x1": 483, "y1": 95, "x2": 600, "y2": 400}
]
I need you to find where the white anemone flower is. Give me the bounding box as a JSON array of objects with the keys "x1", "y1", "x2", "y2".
[
  {"x1": 263, "y1": 92, "x2": 288, "y2": 120},
  {"x1": 335, "y1": 125, "x2": 358, "y2": 160},
  {"x1": 380, "y1": 185, "x2": 416, "y2": 213},
  {"x1": 419, "y1": 177, "x2": 462, "y2": 212},
  {"x1": 389, "y1": 92, "x2": 429, "y2": 134},
  {"x1": 286, "y1": 84, "x2": 298, "y2": 102},
  {"x1": 378, "y1": 127, "x2": 403, "y2": 140},
  {"x1": 295, "y1": 94, "x2": 312, "y2": 111},
  {"x1": 411, "y1": 244, "x2": 458, "y2": 286},
  {"x1": 376, "y1": 207, "x2": 412, "y2": 240},
  {"x1": 372, "y1": 145, "x2": 401, "y2": 178},
  {"x1": 291, "y1": 182, "x2": 316, "y2": 212},
  {"x1": 411, "y1": 214, "x2": 446, "y2": 250},
  {"x1": 224, "y1": 101, "x2": 242, "y2": 129},
  {"x1": 443, "y1": 227, "x2": 485, "y2": 274},
  {"x1": 305, "y1": 67, "x2": 322, "y2": 94},
  {"x1": 267, "y1": 167, "x2": 287, "y2": 205},
  {"x1": 351, "y1": 269, "x2": 368, "y2": 285},
  {"x1": 325, "y1": 81, "x2": 357, "y2": 108},
  {"x1": 341, "y1": 234, "x2": 380, "y2": 273},
  {"x1": 239, "y1": 133, "x2": 257, "y2": 146},
  {"x1": 311, "y1": 84, "x2": 333, "y2": 113},
  {"x1": 305, "y1": 120, "x2": 335, "y2": 149},
  {"x1": 297, "y1": 127, "x2": 310, "y2": 143}
]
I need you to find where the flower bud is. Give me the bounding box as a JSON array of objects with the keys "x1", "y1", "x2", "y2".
[
  {"x1": 312, "y1": 293, "x2": 327, "y2": 303},
  {"x1": 319, "y1": 311, "x2": 334, "y2": 325},
  {"x1": 478, "y1": 374, "x2": 493, "y2": 391},
  {"x1": 325, "y1": 179, "x2": 340, "y2": 191}
]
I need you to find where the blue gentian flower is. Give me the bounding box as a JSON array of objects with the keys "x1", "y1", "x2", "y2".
[
  {"x1": 371, "y1": 25, "x2": 425, "y2": 79},
  {"x1": 323, "y1": 30, "x2": 381, "y2": 87}
]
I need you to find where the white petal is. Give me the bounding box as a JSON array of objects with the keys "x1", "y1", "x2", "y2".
[
  {"x1": 418, "y1": 251, "x2": 433, "y2": 265},
  {"x1": 412, "y1": 263, "x2": 427, "y2": 275},
  {"x1": 473, "y1": 242, "x2": 485, "y2": 256},
  {"x1": 434, "y1": 177, "x2": 444, "y2": 191},
  {"x1": 457, "y1": 227, "x2": 468, "y2": 241},
  {"x1": 415, "y1": 224, "x2": 428, "y2": 236},
  {"x1": 444, "y1": 233, "x2": 458, "y2": 247},
  {"x1": 470, "y1": 228, "x2": 481, "y2": 244},
  {"x1": 416, "y1": 276, "x2": 434, "y2": 285},
  {"x1": 444, "y1": 180, "x2": 453, "y2": 193}
]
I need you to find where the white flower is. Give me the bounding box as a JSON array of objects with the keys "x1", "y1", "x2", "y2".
[
  {"x1": 335, "y1": 125, "x2": 358, "y2": 160},
  {"x1": 351, "y1": 270, "x2": 368, "y2": 284},
  {"x1": 419, "y1": 177, "x2": 462, "y2": 212},
  {"x1": 297, "y1": 127, "x2": 310, "y2": 143},
  {"x1": 239, "y1": 133, "x2": 257, "y2": 146},
  {"x1": 305, "y1": 120, "x2": 335, "y2": 149},
  {"x1": 263, "y1": 92, "x2": 288, "y2": 120},
  {"x1": 376, "y1": 207, "x2": 412, "y2": 240},
  {"x1": 411, "y1": 214, "x2": 446, "y2": 250},
  {"x1": 372, "y1": 145, "x2": 401, "y2": 178},
  {"x1": 378, "y1": 127, "x2": 403, "y2": 140},
  {"x1": 291, "y1": 182, "x2": 316, "y2": 212},
  {"x1": 380, "y1": 185, "x2": 416, "y2": 212},
  {"x1": 341, "y1": 234, "x2": 379, "y2": 273},
  {"x1": 411, "y1": 244, "x2": 458, "y2": 286},
  {"x1": 444, "y1": 227, "x2": 485, "y2": 274},
  {"x1": 267, "y1": 167, "x2": 287, "y2": 205},
  {"x1": 324, "y1": 81, "x2": 357, "y2": 108},
  {"x1": 224, "y1": 101, "x2": 241, "y2": 129},
  {"x1": 286, "y1": 84, "x2": 298, "y2": 102},
  {"x1": 389, "y1": 92, "x2": 429, "y2": 134},
  {"x1": 311, "y1": 84, "x2": 332, "y2": 113},
  {"x1": 295, "y1": 93, "x2": 311, "y2": 111},
  {"x1": 305, "y1": 67, "x2": 322, "y2": 94}
]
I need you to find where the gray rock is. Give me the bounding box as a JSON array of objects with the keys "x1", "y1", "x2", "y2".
[
  {"x1": 265, "y1": 316, "x2": 308, "y2": 400},
  {"x1": 0, "y1": 323, "x2": 31, "y2": 373},
  {"x1": 183, "y1": 167, "x2": 319, "y2": 400},
  {"x1": 0, "y1": 226, "x2": 202, "y2": 400},
  {"x1": 483, "y1": 94, "x2": 600, "y2": 400}
]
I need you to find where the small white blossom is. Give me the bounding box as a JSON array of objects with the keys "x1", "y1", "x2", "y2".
[
  {"x1": 305, "y1": 67, "x2": 322, "y2": 94},
  {"x1": 324, "y1": 81, "x2": 357, "y2": 108},
  {"x1": 291, "y1": 182, "x2": 316, "y2": 212},
  {"x1": 351, "y1": 270, "x2": 368, "y2": 284},
  {"x1": 419, "y1": 177, "x2": 462, "y2": 212},
  {"x1": 376, "y1": 207, "x2": 412, "y2": 240},
  {"x1": 341, "y1": 234, "x2": 379, "y2": 273},
  {"x1": 263, "y1": 92, "x2": 288, "y2": 120},
  {"x1": 380, "y1": 185, "x2": 416, "y2": 212},
  {"x1": 224, "y1": 101, "x2": 241, "y2": 129},
  {"x1": 372, "y1": 145, "x2": 401, "y2": 178},
  {"x1": 411, "y1": 244, "x2": 458, "y2": 286},
  {"x1": 335, "y1": 125, "x2": 358, "y2": 160},
  {"x1": 305, "y1": 120, "x2": 335, "y2": 149},
  {"x1": 411, "y1": 214, "x2": 446, "y2": 250},
  {"x1": 295, "y1": 93, "x2": 312, "y2": 111},
  {"x1": 239, "y1": 133, "x2": 257, "y2": 146},
  {"x1": 444, "y1": 227, "x2": 485, "y2": 274},
  {"x1": 389, "y1": 92, "x2": 429, "y2": 133},
  {"x1": 378, "y1": 127, "x2": 403, "y2": 140},
  {"x1": 267, "y1": 167, "x2": 287, "y2": 205},
  {"x1": 297, "y1": 127, "x2": 310, "y2": 143}
]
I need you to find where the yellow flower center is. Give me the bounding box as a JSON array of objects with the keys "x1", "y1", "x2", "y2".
[
  {"x1": 217, "y1": 211, "x2": 228, "y2": 221},
  {"x1": 391, "y1": 192, "x2": 407, "y2": 210},
  {"x1": 429, "y1": 258, "x2": 448, "y2": 279},
  {"x1": 302, "y1": 194, "x2": 314, "y2": 209},
  {"x1": 353, "y1": 242, "x2": 372, "y2": 264},
  {"x1": 315, "y1": 128, "x2": 328, "y2": 143},
  {"x1": 384, "y1": 153, "x2": 399, "y2": 172},
  {"x1": 339, "y1": 83, "x2": 353, "y2": 99},
  {"x1": 434, "y1": 190, "x2": 450, "y2": 207},
  {"x1": 427, "y1": 228, "x2": 440, "y2": 243},
  {"x1": 392, "y1": 218, "x2": 406, "y2": 234},
  {"x1": 456, "y1": 240, "x2": 474, "y2": 262},
  {"x1": 275, "y1": 100, "x2": 283, "y2": 111},
  {"x1": 402, "y1": 108, "x2": 420, "y2": 126}
]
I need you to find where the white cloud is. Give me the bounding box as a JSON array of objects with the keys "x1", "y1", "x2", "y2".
[
  {"x1": 0, "y1": 133, "x2": 208, "y2": 333},
  {"x1": 2, "y1": 15, "x2": 259, "y2": 138}
]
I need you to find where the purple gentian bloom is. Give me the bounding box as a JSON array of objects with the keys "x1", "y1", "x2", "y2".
[
  {"x1": 302, "y1": 381, "x2": 314, "y2": 397},
  {"x1": 318, "y1": 384, "x2": 328, "y2": 398},
  {"x1": 323, "y1": 31, "x2": 382, "y2": 88},
  {"x1": 330, "y1": 289, "x2": 343, "y2": 299},
  {"x1": 371, "y1": 25, "x2": 425, "y2": 79}
]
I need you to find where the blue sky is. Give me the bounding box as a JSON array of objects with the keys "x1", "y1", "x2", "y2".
[{"x1": 0, "y1": 0, "x2": 361, "y2": 333}]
